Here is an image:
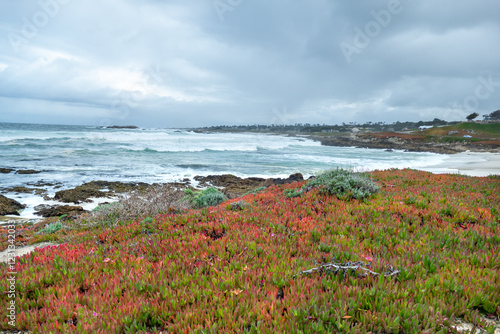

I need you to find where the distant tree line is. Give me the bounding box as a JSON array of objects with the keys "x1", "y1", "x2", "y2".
[{"x1": 193, "y1": 118, "x2": 461, "y2": 133}]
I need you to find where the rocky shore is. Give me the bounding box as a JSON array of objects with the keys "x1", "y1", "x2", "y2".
[
  {"x1": 0, "y1": 173, "x2": 305, "y2": 219},
  {"x1": 306, "y1": 133, "x2": 500, "y2": 154}
]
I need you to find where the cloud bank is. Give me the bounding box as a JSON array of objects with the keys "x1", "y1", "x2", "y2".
[{"x1": 1, "y1": 0, "x2": 499, "y2": 127}]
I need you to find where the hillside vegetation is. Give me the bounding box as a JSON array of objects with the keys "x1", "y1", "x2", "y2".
[
  {"x1": 423, "y1": 123, "x2": 500, "y2": 138},
  {"x1": 1, "y1": 170, "x2": 499, "y2": 333}
]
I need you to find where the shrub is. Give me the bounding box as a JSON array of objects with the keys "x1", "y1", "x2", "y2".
[
  {"x1": 84, "y1": 185, "x2": 187, "y2": 226},
  {"x1": 285, "y1": 168, "x2": 380, "y2": 200},
  {"x1": 284, "y1": 188, "x2": 303, "y2": 199},
  {"x1": 41, "y1": 221, "x2": 64, "y2": 234},
  {"x1": 242, "y1": 186, "x2": 267, "y2": 196},
  {"x1": 306, "y1": 169, "x2": 379, "y2": 200},
  {"x1": 183, "y1": 187, "x2": 227, "y2": 209}
]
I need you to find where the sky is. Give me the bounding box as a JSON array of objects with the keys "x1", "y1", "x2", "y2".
[{"x1": 0, "y1": 0, "x2": 499, "y2": 128}]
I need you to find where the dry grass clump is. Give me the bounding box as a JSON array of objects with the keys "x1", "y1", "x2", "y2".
[{"x1": 83, "y1": 185, "x2": 188, "y2": 226}]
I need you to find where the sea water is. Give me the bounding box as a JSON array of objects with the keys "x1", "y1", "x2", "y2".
[{"x1": 0, "y1": 122, "x2": 450, "y2": 218}]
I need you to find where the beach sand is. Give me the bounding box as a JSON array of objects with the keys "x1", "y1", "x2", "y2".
[{"x1": 423, "y1": 152, "x2": 500, "y2": 177}]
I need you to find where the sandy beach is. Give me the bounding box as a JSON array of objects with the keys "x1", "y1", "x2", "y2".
[{"x1": 422, "y1": 152, "x2": 500, "y2": 177}]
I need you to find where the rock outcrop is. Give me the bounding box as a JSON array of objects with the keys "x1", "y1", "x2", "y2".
[
  {"x1": 53, "y1": 181, "x2": 162, "y2": 203},
  {"x1": 16, "y1": 169, "x2": 41, "y2": 174},
  {"x1": 34, "y1": 205, "x2": 85, "y2": 218},
  {"x1": 0, "y1": 195, "x2": 26, "y2": 216},
  {"x1": 309, "y1": 134, "x2": 474, "y2": 154},
  {"x1": 194, "y1": 173, "x2": 304, "y2": 198}
]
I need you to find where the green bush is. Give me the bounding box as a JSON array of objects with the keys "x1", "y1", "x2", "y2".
[
  {"x1": 306, "y1": 169, "x2": 380, "y2": 200},
  {"x1": 183, "y1": 187, "x2": 227, "y2": 209},
  {"x1": 284, "y1": 188, "x2": 303, "y2": 199},
  {"x1": 285, "y1": 168, "x2": 379, "y2": 200},
  {"x1": 41, "y1": 222, "x2": 64, "y2": 234},
  {"x1": 242, "y1": 186, "x2": 267, "y2": 197}
]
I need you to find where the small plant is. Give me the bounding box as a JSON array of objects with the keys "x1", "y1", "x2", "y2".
[
  {"x1": 183, "y1": 187, "x2": 227, "y2": 209},
  {"x1": 284, "y1": 188, "x2": 303, "y2": 198},
  {"x1": 141, "y1": 217, "x2": 153, "y2": 224},
  {"x1": 242, "y1": 186, "x2": 267, "y2": 196},
  {"x1": 318, "y1": 243, "x2": 332, "y2": 253},
  {"x1": 226, "y1": 200, "x2": 247, "y2": 211},
  {"x1": 41, "y1": 221, "x2": 64, "y2": 234},
  {"x1": 309, "y1": 168, "x2": 379, "y2": 200},
  {"x1": 82, "y1": 185, "x2": 186, "y2": 226},
  {"x1": 404, "y1": 196, "x2": 417, "y2": 205},
  {"x1": 310, "y1": 230, "x2": 321, "y2": 244}
]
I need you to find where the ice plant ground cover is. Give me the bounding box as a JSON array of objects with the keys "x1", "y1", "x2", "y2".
[{"x1": 0, "y1": 169, "x2": 499, "y2": 333}]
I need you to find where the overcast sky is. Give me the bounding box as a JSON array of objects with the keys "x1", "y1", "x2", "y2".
[{"x1": 0, "y1": 0, "x2": 499, "y2": 127}]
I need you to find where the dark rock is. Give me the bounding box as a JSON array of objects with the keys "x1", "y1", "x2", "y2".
[
  {"x1": 0, "y1": 186, "x2": 46, "y2": 197},
  {"x1": 194, "y1": 173, "x2": 304, "y2": 199},
  {"x1": 0, "y1": 168, "x2": 14, "y2": 174},
  {"x1": 53, "y1": 181, "x2": 160, "y2": 203},
  {"x1": 27, "y1": 180, "x2": 62, "y2": 187},
  {"x1": 385, "y1": 149, "x2": 394, "y2": 152},
  {"x1": 0, "y1": 194, "x2": 26, "y2": 216},
  {"x1": 105, "y1": 125, "x2": 139, "y2": 129},
  {"x1": 54, "y1": 188, "x2": 108, "y2": 203},
  {"x1": 16, "y1": 169, "x2": 41, "y2": 174},
  {"x1": 34, "y1": 205, "x2": 85, "y2": 218},
  {"x1": 2, "y1": 186, "x2": 37, "y2": 194}
]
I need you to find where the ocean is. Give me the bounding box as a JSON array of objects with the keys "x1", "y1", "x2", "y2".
[{"x1": 1, "y1": 122, "x2": 453, "y2": 218}]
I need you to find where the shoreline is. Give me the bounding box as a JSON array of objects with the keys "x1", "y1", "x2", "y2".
[
  {"x1": 302, "y1": 132, "x2": 500, "y2": 155},
  {"x1": 1, "y1": 155, "x2": 499, "y2": 221}
]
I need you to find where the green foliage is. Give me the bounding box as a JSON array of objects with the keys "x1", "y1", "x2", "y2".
[
  {"x1": 466, "y1": 112, "x2": 479, "y2": 121},
  {"x1": 453, "y1": 122, "x2": 500, "y2": 134},
  {"x1": 141, "y1": 217, "x2": 153, "y2": 224},
  {"x1": 310, "y1": 230, "x2": 321, "y2": 244},
  {"x1": 40, "y1": 221, "x2": 64, "y2": 234},
  {"x1": 242, "y1": 186, "x2": 267, "y2": 196},
  {"x1": 284, "y1": 188, "x2": 303, "y2": 198},
  {"x1": 184, "y1": 187, "x2": 227, "y2": 209},
  {"x1": 305, "y1": 168, "x2": 380, "y2": 200},
  {"x1": 284, "y1": 168, "x2": 379, "y2": 200},
  {"x1": 92, "y1": 202, "x2": 119, "y2": 213},
  {"x1": 318, "y1": 243, "x2": 331, "y2": 253}
]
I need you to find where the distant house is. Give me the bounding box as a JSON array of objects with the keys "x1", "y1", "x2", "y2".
[{"x1": 419, "y1": 125, "x2": 433, "y2": 131}]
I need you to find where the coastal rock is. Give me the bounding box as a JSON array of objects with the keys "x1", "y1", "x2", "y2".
[
  {"x1": 0, "y1": 168, "x2": 14, "y2": 174},
  {"x1": 16, "y1": 169, "x2": 41, "y2": 174},
  {"x1": 54, "y1": 187, "x2": 108, "y2": 203},
  {"x1": 0, "y1": 195, "x2": 26, "y2": 216},
  {"x1": 310, "y1": 134, "x2": 470, "y2": 154},
  {"x1": 194, "y1": 173, "x2": 304, "y2": 199},
  {"x1": 1, "y1": 186, "x2": 47, "y2": 197},
  {"x1": 34, "y1": 205, "x2": 85, "y2": 218},
  {"x1": 82, "y1": 180, "x2": 151, "y2": 193},
  {"x1": 53, "y1": 181, "x2": 161, "y2": 203},
  {"x1": 28, "y1": 180, "x2": 63, "y2": 187},
  {"x1": 106, "y1": 125, "x2": 139, "y2": 129}
]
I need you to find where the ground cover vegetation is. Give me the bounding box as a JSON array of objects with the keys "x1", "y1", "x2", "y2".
[{"x1": 0, "y1": 169, "x2": 499, "y2": 333}]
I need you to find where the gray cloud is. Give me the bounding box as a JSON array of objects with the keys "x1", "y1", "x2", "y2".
[{"x1": 1, "y1": 0, "x2": 499, "y2": 127}]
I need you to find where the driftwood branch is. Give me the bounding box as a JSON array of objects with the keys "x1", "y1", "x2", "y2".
[{"x1": 297, "y1": 260, "x2": 400, "y2": 279}]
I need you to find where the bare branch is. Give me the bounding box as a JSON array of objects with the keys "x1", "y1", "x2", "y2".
[{"x1": 297, "y1": 261, "x2": 400, "y2": 278}]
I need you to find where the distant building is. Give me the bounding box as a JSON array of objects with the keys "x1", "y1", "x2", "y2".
[{"x1": 419, "y1": 125, "x2": 434, "y2": 131}]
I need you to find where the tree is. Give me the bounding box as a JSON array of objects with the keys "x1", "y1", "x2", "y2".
[
  {"x1": 466, "y1": 112, "x2": 479, "y2": 121},
  {"x1": 483, "y1": 110, "x2": 500, "y2": 121}
]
